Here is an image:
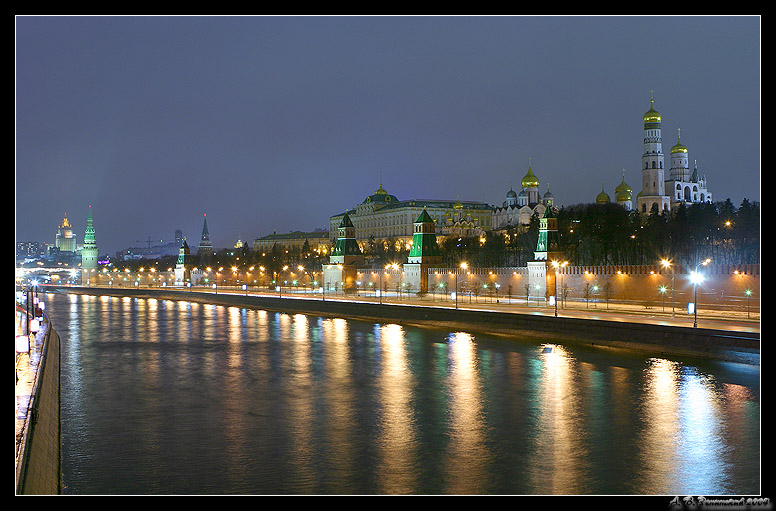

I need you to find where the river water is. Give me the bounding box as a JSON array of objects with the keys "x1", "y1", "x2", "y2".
[{"x1": 45, "y1": 292, "x2": 760, "y2": 495}]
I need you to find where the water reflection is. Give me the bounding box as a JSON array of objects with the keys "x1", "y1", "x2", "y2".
[
  {"x1": 47, "y1": 293, "x2": 759, "y2": 495},
  {"x1": 529, "y1": 344, "x2": 590, "y2": 494},
  {"x1": 444, "y1": 332, "x2": 488, "y2": 494},
  {"x1": 376, "y1": 324, "x2": 417, "y2": 493}
]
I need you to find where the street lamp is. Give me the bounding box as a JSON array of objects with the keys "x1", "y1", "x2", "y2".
[
  {"x1": 691, "y1": 258, "x2": 711, "y2": 328},
  {"x1": 658, "y1": 285, "x2": 668, "y2": 312},
  {"x1": 660, "y1": 258, "x2": 675, "y2": 317},
  {"x1": 456, "y1": 262, "x2": 468, "y2": 310},
  {"x1": 745, "y1": 289, "x2": 752, "y2": 318},
  {"x1": 551, "y1": 260, "x2": 568, "y2": 317}
]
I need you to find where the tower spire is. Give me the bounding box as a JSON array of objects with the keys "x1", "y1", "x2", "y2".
[{"x1": 198, "y1": 213, "x2": 214, "y2": 260}]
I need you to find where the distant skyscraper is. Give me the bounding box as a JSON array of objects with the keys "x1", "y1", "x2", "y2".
[
  {"x1": 55, "y1": 213, "x2": 77, "y2": 252},
  {"x1": 80, "y1": 205, "x2": 99, "y2": 274},
  {"x1": 198, "y1": 213, "x2": 214, "y2": 260}
]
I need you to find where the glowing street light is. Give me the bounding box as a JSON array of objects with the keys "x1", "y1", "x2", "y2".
[
  {"x1": 660, "y1": 258, "x2": 676, "y2": 317},
  {"x1": 745, "y1": 289, "x2": 752, "y2": 318},
  {"x1": 551, "y1": 260, "x2": 568, "y2": 317},
  {"x1": 691, "y1": 258, "x2": 711, "y2": 328},
  {"x1": 455, "y1": 262, "x2": 468, "y2": 310}
]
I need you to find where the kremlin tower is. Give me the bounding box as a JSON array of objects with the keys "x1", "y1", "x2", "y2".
[{"x1": 198, "y1": 213, "x2": 214, "y2": 261}]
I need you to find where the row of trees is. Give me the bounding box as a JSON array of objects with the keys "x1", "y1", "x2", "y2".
[
  {"x1": 114, "y1": 198, "x2": 759, "y2": 276},
  {"x1": 438, "y1": 198, "x2": 759, "y2": 268}
]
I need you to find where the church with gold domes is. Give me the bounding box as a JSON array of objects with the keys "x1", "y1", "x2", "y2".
[
  {"x1": 492, "y1": 159, "x2": 555, "y2": 231},
  {"x1": 596, "y1": 170, "x2": 635, "y2": 211}
]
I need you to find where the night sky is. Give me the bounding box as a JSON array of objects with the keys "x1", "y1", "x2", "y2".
[{"x1": 16, "y1": 16, "x2": 760, "y2": 256}]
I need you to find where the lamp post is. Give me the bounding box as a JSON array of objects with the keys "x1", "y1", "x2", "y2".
[
  {"x1": 745, "y1": 289, "x2": 752, "y2": 318},
  {"x1": 660, "y1": 259, "x2": 675, "y2": 317},
  {"x1": 691, "y1": 258, "x2": 711, "y2": 328},
  {"x1": 551, "y1": 260, "x2": 568, "y2": 317},
  {"x1": 456, "y1": 262, "x2": 468, "y2": 310}
]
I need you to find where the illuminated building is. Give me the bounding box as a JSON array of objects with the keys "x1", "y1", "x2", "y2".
[
  {"x1": 636, "y1": 92, "x2": 713, "y2": 214},
  {"x1": 323, "y1": 212, "x2": 366, "y2": 293},
  {"x1": 174, "y1": 239, "x2": 191, "y2": 285},
  {"x1": 404, "y1": 209, "x2": 443, "y2": 293},
  {"x1": 329, "y1": 183, "x2": 492, "y2": 250},
  {"x1": 665, "y1": 129, "x2": 713, "y2": 206},
  {"x1": 55, "y1": 213, "x2": 77, "y2": 253},
  {"x1": 492, "y1": 160, "x2": 554, "y2": 230},
  {"x1": 80, "y1": 205, "x2": 99, "y2": 274},
  {"x1": 253, "y1": 230, "x2": 330, "y2": 256}
]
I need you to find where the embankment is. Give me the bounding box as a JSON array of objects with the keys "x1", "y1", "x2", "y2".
[
  {"x1": 45, "y1": 285, "x2": 759, "y2": 365},
  {"x1": 16, "y1": 320, "x2": 61, "y2": 495}
]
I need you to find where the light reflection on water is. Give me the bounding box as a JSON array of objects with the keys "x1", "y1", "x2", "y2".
[{"x1": 49, "y1": 293, "x2": 759, "y2": 495}]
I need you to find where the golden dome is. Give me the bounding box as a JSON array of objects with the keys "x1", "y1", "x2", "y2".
[
  {"x1": 615, "y1": 171, "x2": 632, "y2": 202},
  {"x1": 596, "y1": 184, "x2": 611, "y2": 204},
  {"x1": 670, "y1": 129, "x2": 688, "y2": 153},
  {"x1": 521, "y1": 163, "x2": 539, "y2": 188},
  {"x1": 643, "y1": 95, "x2": 661, "y2": 125}
]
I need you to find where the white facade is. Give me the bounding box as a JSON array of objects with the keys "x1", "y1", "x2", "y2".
[
  {"x1": 330, "y1": 184, "x2": 492, "y2": 248},
  {"x1": 636, "y1": 94, "x2": 712, "y2": 213},
  {"x1": 492, "y1": 163, "x2": 554, "y2": 231},
  {"x1": 665, "y1": 129, "x2": 713, "y2": 206}
]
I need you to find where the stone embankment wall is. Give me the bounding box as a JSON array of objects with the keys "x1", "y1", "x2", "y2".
[
  {"x1": 47, "y1": 286, "x2": 759, "y2": 365},
  {"x1": 16, "y1": 322, "x2": 61, "y2": 495}
]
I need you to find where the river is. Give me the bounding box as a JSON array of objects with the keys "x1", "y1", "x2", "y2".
[{"x1": 45, "y1": 292, "x2": 760, "y2": 495}]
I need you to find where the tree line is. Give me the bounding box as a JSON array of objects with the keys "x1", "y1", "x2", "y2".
[{"x1": 442, "y1": 198, "x2": 759, "y2": 269}]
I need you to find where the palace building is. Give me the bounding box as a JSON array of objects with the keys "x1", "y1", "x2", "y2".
[{"x1": 329, "y1": 183, "x2": 492, "y2": 251}]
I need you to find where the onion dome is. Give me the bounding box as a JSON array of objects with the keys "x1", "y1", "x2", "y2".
[
  {"x1": 614, "y1": 170, "x2": 632, "y2": 202},
  {"x1": 506, "y1": 186, "x2": 517, "y2": 199},
  {"x1": 596, "y1": 184, "x2": 610, "y2": 204},
  {"x1": 643, "y1": 94, "x2": 661, "y2": 127},
  {"x1": 543, "y1": 183, "x2": 554, "y2": 200},
  {"x1": 521, "y1": 162, "x2": 539, "y2": 188},
  {"x1": 670, "y1": 128, "x2": 688, "y2": 153}
]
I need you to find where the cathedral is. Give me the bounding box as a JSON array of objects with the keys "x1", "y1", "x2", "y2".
[{"x1": 492, "y1": 159, "x2": 555, "y2": 230}]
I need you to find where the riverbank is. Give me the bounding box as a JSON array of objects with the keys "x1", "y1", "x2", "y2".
[
  {"x1": 15, "y1": 313, "x2": 61, "y2": 495},
  {"x1": 42, "y1": 285, "x2": 760, "y2": 365}
]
